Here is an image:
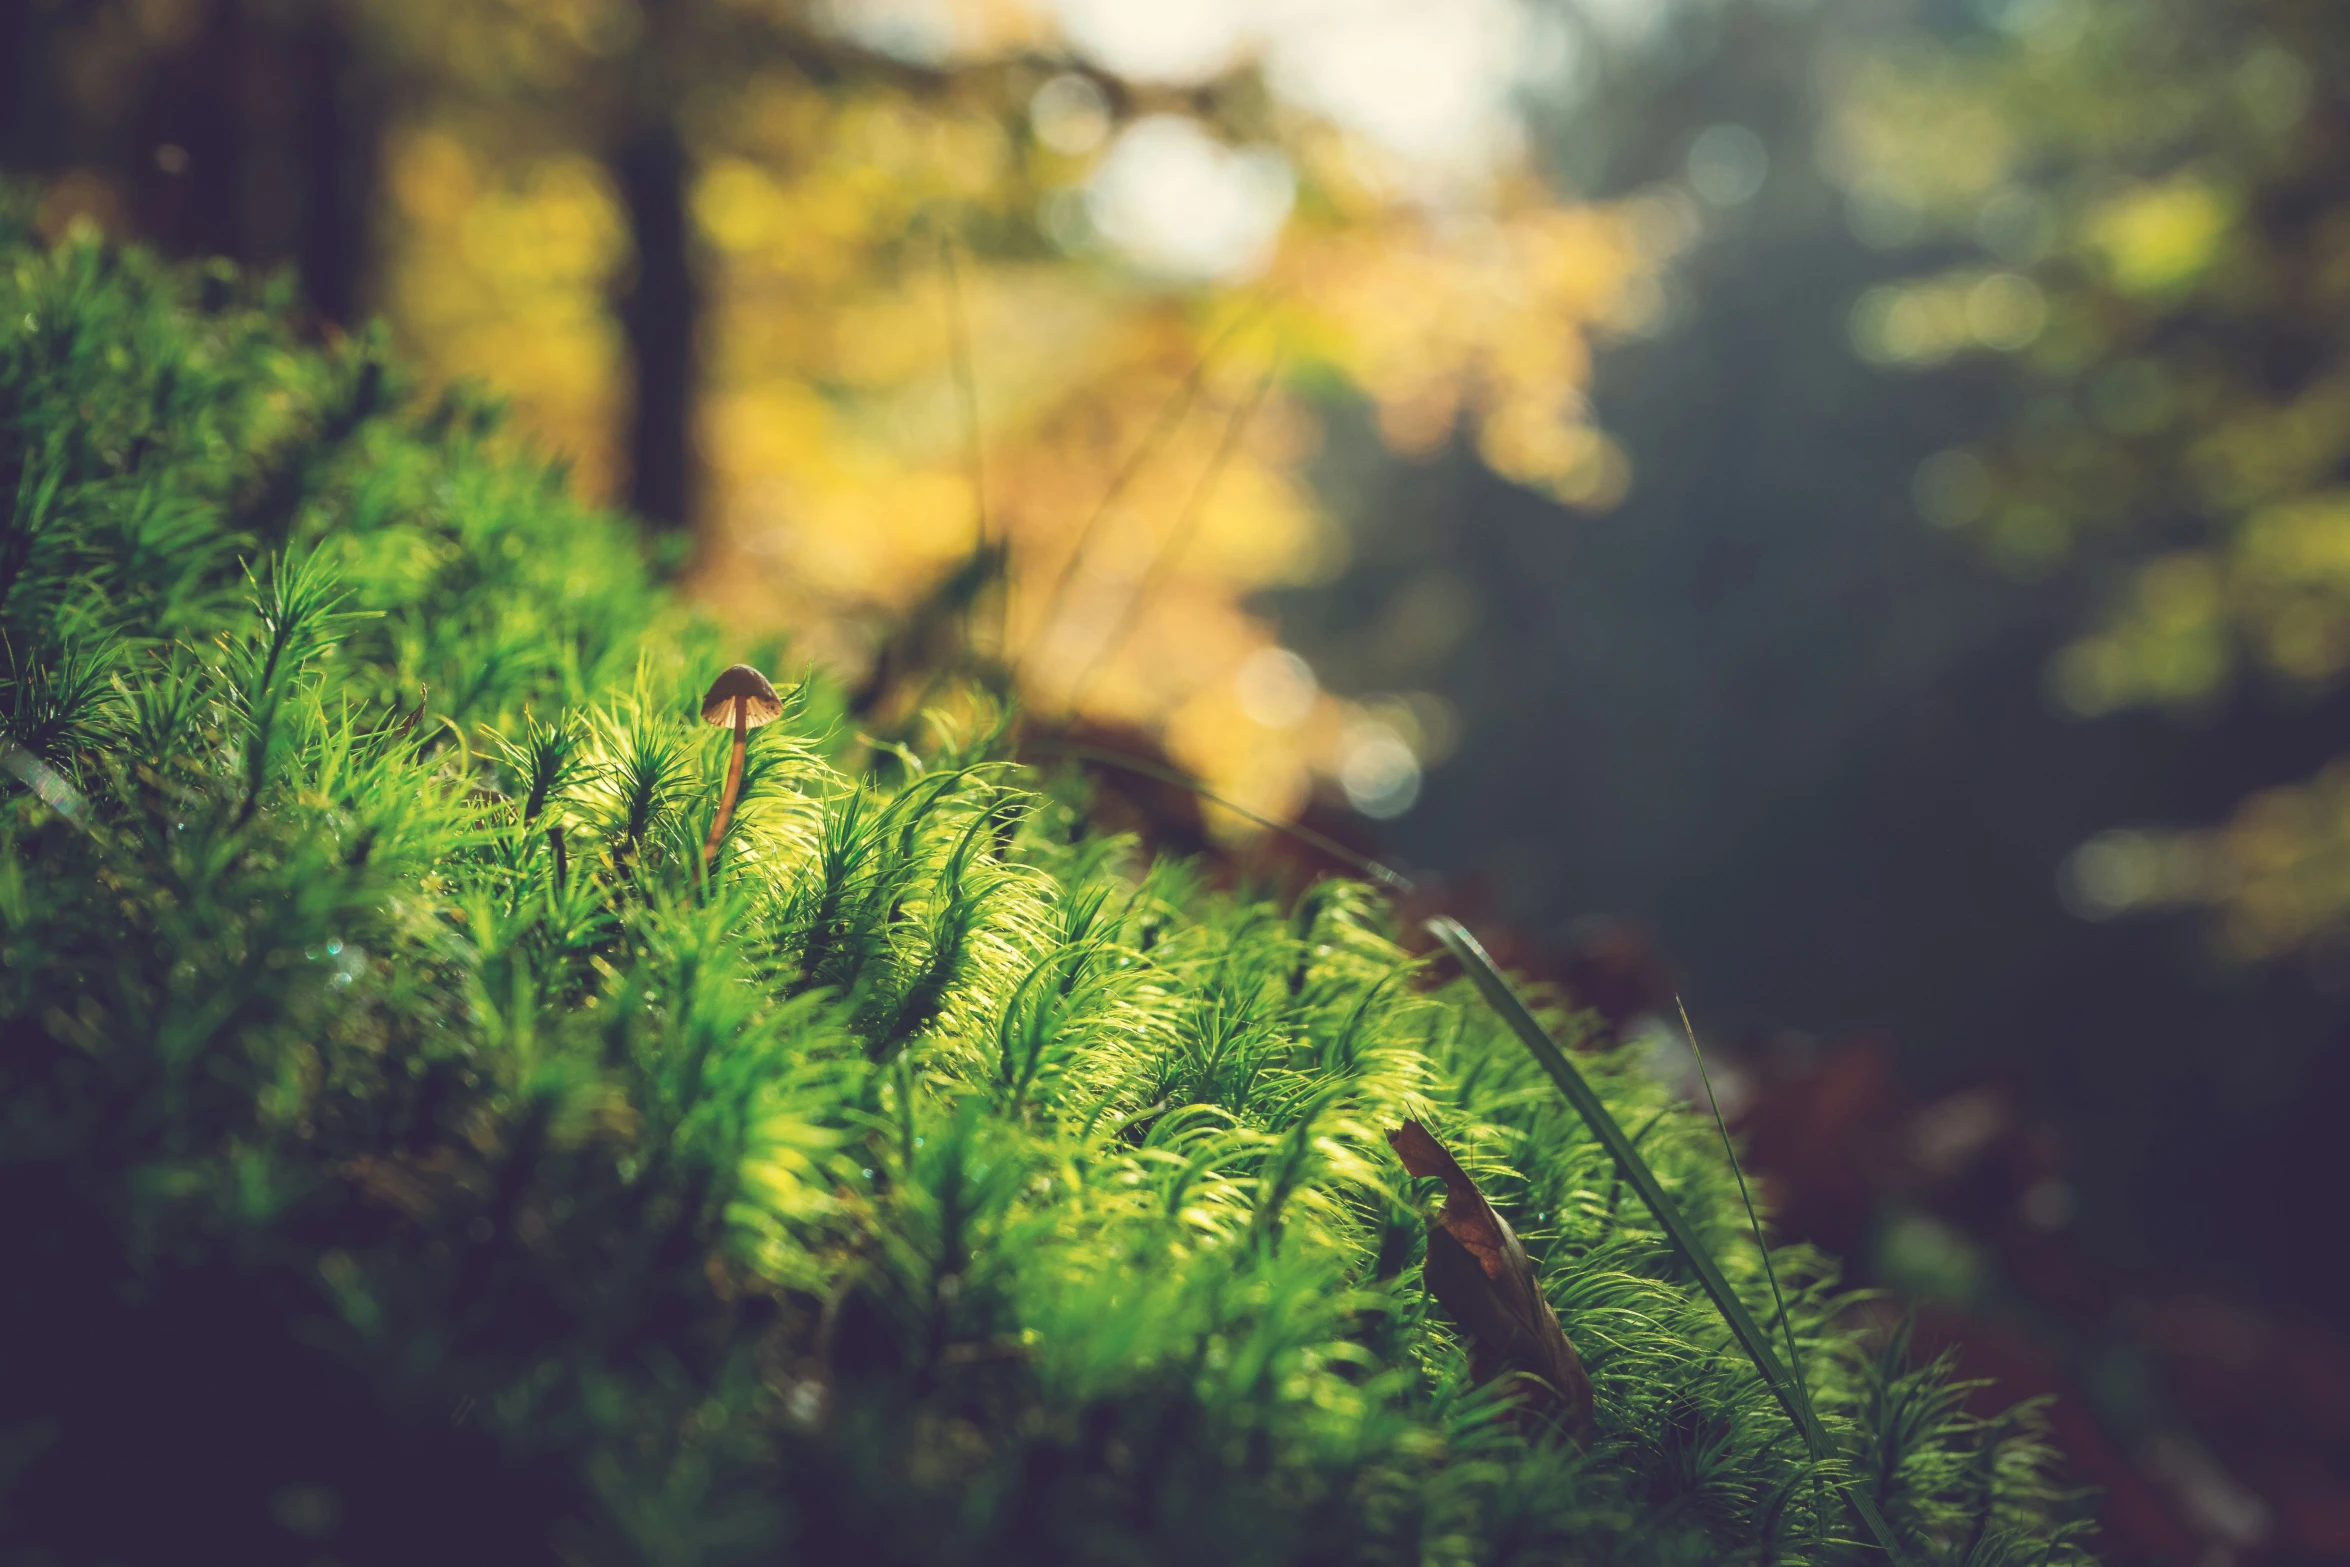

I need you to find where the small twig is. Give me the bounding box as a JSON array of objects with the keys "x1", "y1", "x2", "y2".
[
  {"x1": 394, "y1": 681, "x2": 428, "y2": 739},
  {"x1": 1022, "y1": 738, "x2": 1412, "y2": 893}
]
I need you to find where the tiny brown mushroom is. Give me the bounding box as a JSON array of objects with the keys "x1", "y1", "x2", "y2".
[{"x1": 699, "y1": 664, "x2": 783, "y2": 865}]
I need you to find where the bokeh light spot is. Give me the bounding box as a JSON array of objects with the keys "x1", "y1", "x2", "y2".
[
  {"x1": 1085, "y1": 117, "x2": 1294, "y2": 281},
  {"x1": 1914, "y1": 449, "x2": 1992, "y2": 528},
  {"x1": 1687, "y1": 124, "x2": 1768, "y2": 207},
  {"x1": 1236, "y1": 647, "x2": 1318, "y2": 729},
  {"x1": 1339, "y1": 721, "x2": 1421, "y2": 818},
  {"x1": 1031, "y1": 73, "x2": 1112, "y2": 157},
  {"x1": 1966, "y1": 272, "x2": 2046, "y2": 350}
]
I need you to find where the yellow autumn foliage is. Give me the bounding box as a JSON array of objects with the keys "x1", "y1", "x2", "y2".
[{"x1": 366, "y1": 0, "x2": 1656, "y2": 830}]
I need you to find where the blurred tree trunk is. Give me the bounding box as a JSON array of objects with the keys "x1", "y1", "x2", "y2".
[
  {"x1": 290, "y1": 6, "x2": 382, "y2": 331},
  {"x1": 0, "y1": 3, "x2": 44, "y2": 171},
  {"x1": 129, "y1": 0, "x2": 246, "y2": 267},
  {"x1": 612, "y1": 117, "x2": 698, "y2": 534},
  {"x1": 114, "y1": 0, "x2": 380, "y2": 330}
]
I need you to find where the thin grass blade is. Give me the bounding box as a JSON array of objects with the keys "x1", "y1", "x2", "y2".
[
  {"x1": 1426, "y1": 915, "x2": 1912, "y2": 1562},
  {"x1": 1678, "y1": 993, "x2": 1811, "y2": 1416}
]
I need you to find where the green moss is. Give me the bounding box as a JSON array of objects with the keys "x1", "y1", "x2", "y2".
[{"x1": 0, "y1": 217, "x2": 2097, "y2": 1564}]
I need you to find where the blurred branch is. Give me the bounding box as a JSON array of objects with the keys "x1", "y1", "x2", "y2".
[
  {"x1": 1014, "y1": 306, "x2": 1261, "y2": 681},
  {"x1": 938, "y1": 232, "x2": 994, "y2": 654},
  {"x1": 1060, "y1": 360, "x2": 1280, "y2": 718}
]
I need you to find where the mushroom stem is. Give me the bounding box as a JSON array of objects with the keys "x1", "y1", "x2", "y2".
[{"x1": 702, "y1": 696, "x2": 750, "y2": 865}]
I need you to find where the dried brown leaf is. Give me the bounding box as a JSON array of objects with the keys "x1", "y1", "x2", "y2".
[{"x1": 1390, "y1": 1119, "x2": 1595, "y2": 1448}]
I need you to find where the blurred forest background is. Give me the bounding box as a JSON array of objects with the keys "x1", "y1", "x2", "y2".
[{"x1": 10, "y1": 0, "x2": 2350, "y2": 1558}]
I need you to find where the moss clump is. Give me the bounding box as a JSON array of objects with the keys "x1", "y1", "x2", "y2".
[{"x1": 0, "y1": 216, "x2": 2097, "y2": 1565}]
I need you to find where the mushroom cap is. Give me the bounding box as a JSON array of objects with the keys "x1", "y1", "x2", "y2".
[{"x1": 699, "y1": 664, "x2": 784, "y2": 727}]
